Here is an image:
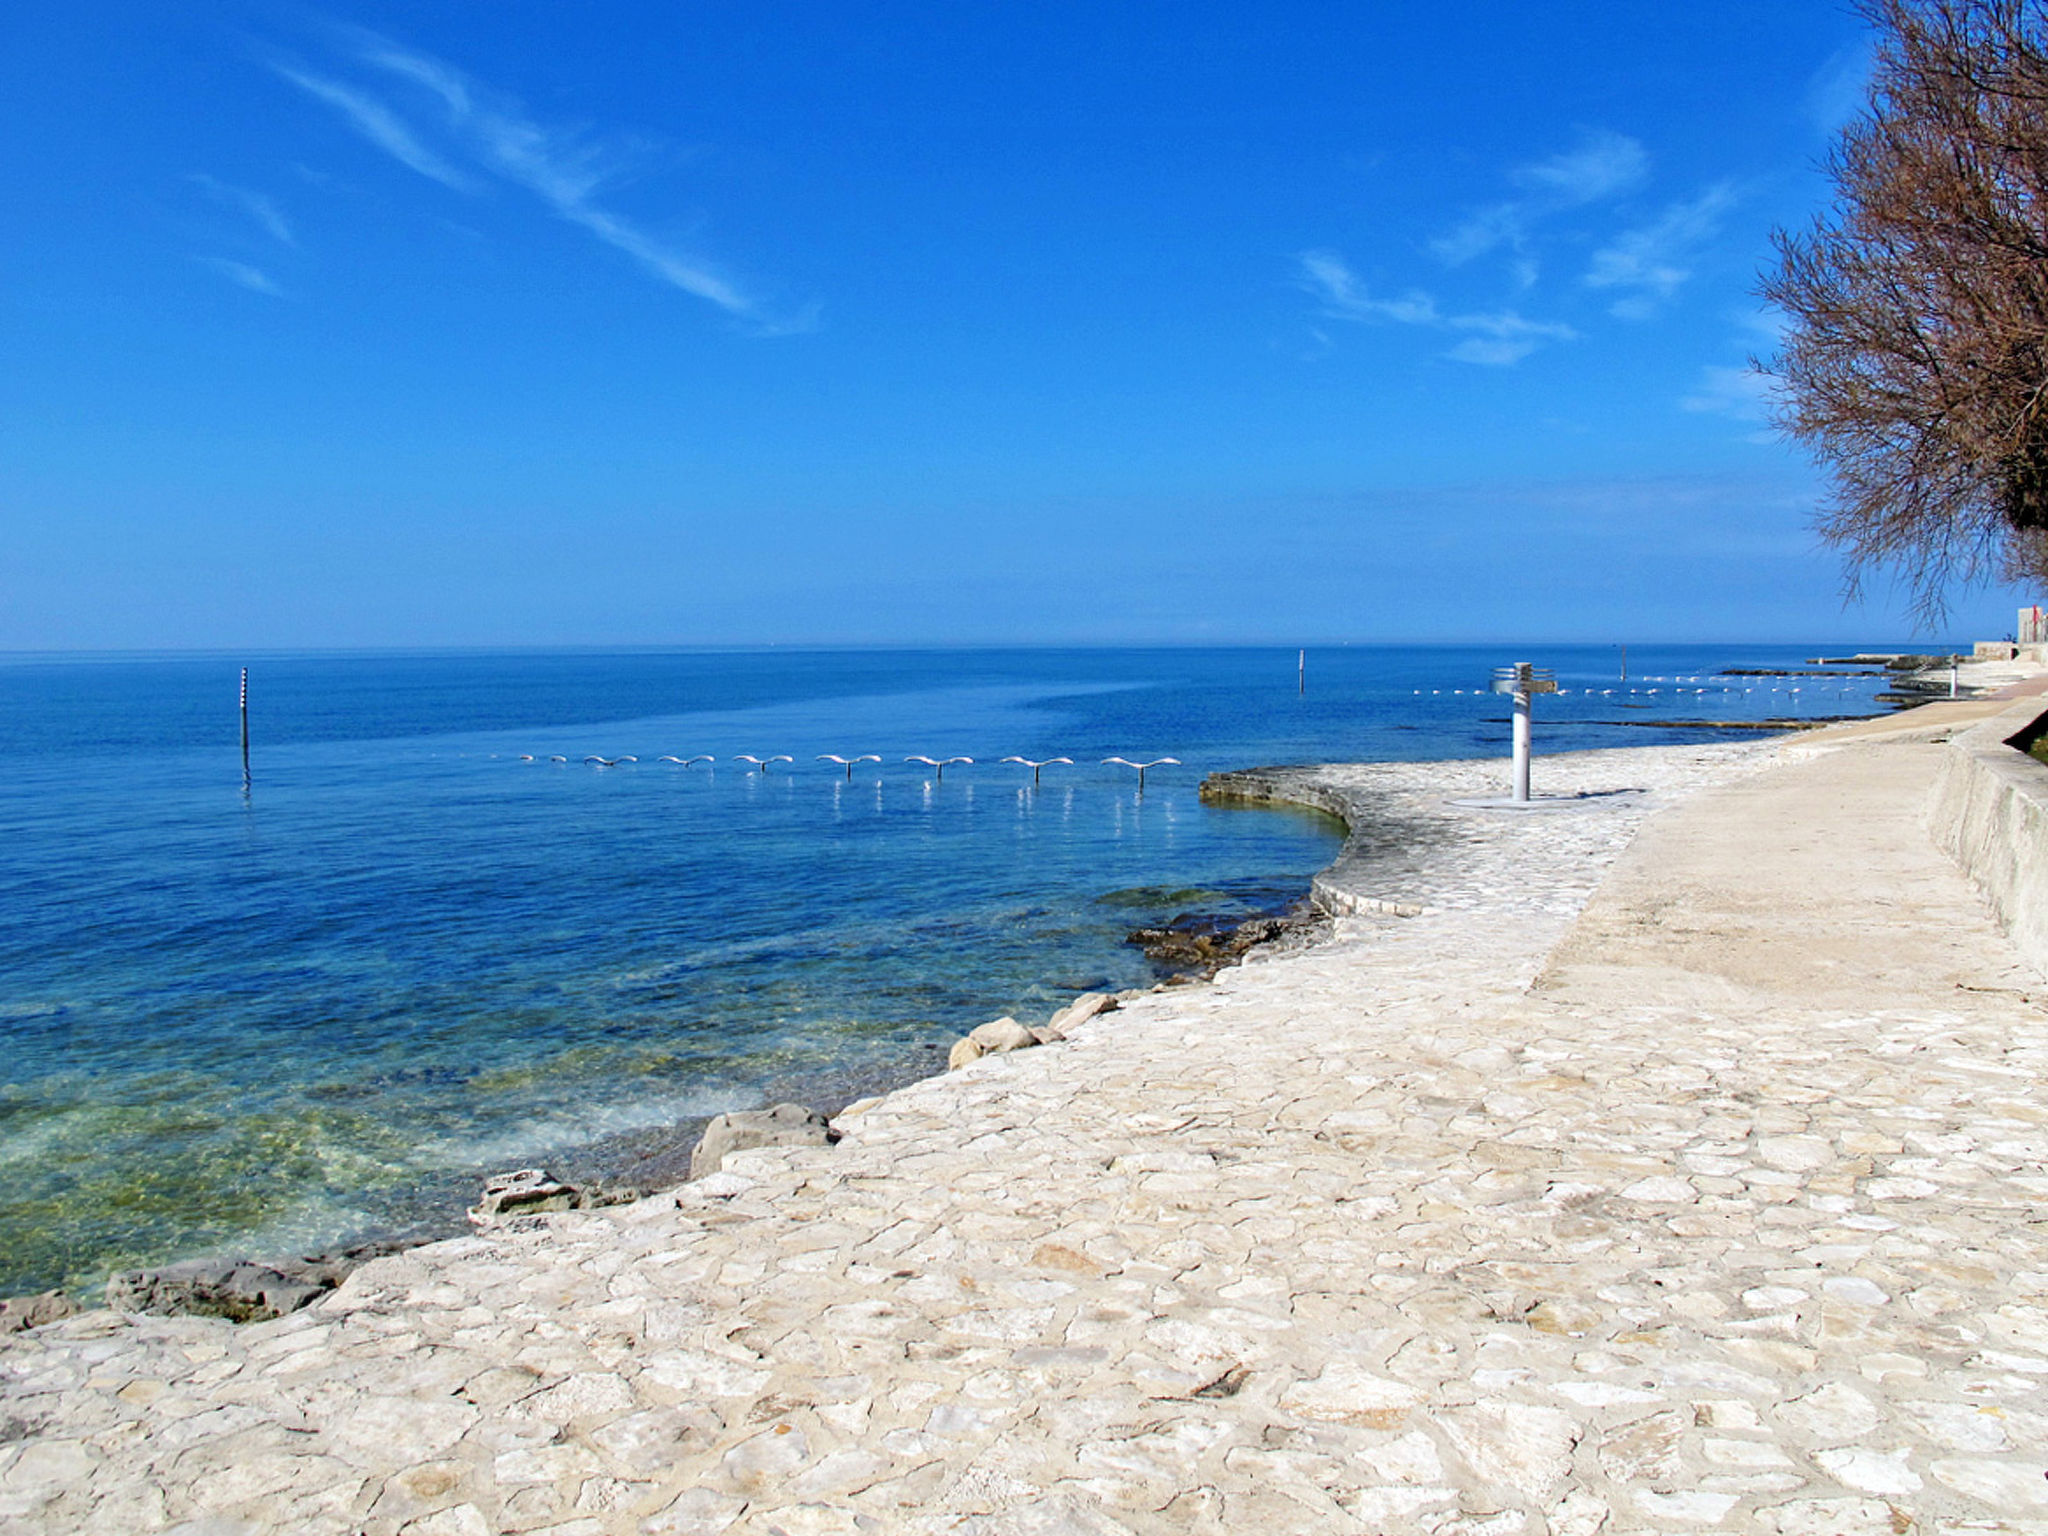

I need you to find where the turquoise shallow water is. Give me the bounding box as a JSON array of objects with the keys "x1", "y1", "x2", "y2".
[{"x1": 0, "y1": 644, "x2": 1901, "y2": 1295}]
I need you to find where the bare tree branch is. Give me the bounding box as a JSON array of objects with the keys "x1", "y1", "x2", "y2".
[{"x1": 1764, "y1": 0, "x2": 2048, "y2": 622}]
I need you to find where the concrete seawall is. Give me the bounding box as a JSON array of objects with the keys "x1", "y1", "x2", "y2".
[
  {"x1": 1200, "y1": 767, "x2": 1426, "y2": 917},
  {"x1": 1929, "y1": 693, "x2": 2048, "y2": 976}
]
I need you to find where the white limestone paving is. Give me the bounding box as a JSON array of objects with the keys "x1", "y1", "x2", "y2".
[{"x1": 6, "y1": 687, "x2": 2048, "y2": 1534}]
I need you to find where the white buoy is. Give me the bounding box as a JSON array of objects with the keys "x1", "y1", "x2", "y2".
[
  {"x1": 1000, "y1": 756, "x2": 1073, "y2": 785},
  {"x1": 1102, "y1": 756, "x2": 1180, "y2": 792},
  {"x1": 817, "y1": 754, "x2": 882, "y2": 779}
]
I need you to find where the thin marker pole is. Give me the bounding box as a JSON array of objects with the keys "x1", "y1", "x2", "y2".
[
  {"x1": 1297, "y1": 648, "x2": 1306, "y2": 696},
  {"x1": 239, "y1": 668, "x2": 250, "y2": 781},
  {"x1": 1620, "y1": 644, "x2": 1627, "y2": 682}
]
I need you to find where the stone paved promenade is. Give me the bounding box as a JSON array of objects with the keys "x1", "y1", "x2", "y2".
[{"x1": 8, "y1": 719, "x2": 2048, "y2": 1534}]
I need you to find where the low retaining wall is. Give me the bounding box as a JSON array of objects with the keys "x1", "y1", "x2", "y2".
[
  {"x1": 1928, "y1": 697, "x2": 2048, "y2": 978},
  {"x1": 1200, "y1": 768, "x2": 1425, "y2": 917}
]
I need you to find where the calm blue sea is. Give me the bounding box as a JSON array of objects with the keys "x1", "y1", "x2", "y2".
[{"x1": 0, "y1": 643, "x2": 1904, "y2": 1295}]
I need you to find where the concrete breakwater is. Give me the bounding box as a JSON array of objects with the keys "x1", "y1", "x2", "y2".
[
  {"x1": 1202, "y1": 767, "x2": 1438, "y2": 918},
  {"x1": 8, "y1": 728, "x2": 2048, "y2": 1534}
]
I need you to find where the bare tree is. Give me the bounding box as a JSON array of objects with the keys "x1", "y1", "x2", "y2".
[{"x1": 1763, "y1": 0, "x2": 2048, "y2": 620}]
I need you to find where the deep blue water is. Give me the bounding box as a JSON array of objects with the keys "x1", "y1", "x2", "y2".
[{"x1": 0, "y1": 643, "x2": 1905, "y2": 1295}]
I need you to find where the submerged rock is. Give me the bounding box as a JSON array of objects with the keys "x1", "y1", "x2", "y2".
[
  {"x1": 106, "y1": 1261, "x2": 327, "y2": 1323},
  {"x1": 1127, "y1": 902, "x2": 1326, "y2": 980},
  {"x1": 689, "y1": 1104, "x2": 839, "y2": 1180}
]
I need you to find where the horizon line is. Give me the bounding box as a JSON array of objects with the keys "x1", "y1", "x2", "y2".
[{"x1": 0, "y1": 635, "x2": 1971, "y2": 664}]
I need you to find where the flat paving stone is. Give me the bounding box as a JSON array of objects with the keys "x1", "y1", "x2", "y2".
[{"x1": 8, "y1": 720, "x2": 2048, "y2": 1534}]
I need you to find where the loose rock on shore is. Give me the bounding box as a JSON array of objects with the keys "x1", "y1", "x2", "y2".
[
  {"x1": 946, "y1": 990, "x2": 1120, "y2": 1069},
  {"x1": 86, "y1": 1173, "x2": 644, "y2": 1325},
  {"x1": 1125, "y1": 899, "x2": 1330, "y2": 979},
  {"x1": 688, "y1": 1104, "x2": 839, "y2": 1180}
]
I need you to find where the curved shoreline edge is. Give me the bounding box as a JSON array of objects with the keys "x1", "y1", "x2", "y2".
[
  {"x1": 24, "y1": 743, "x2": 1708, "y2": 1324},
  {"x1": 28, "y1": 765, "x2": 1373, "y2": 1321},
  {"x1": 1202, "y1": 767, "x2": 1426, "y2": 917},
  {"x1": 54, "y1": 697, "x2": 2040, "y2": 1328},
  {"x1": 0, "y1": 732, "x2": 1814, "y2": 1528}
]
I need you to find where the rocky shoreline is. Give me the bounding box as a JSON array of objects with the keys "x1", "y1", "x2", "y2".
[
  {"x1": 0, "y1": 712, "x2": 1961, "y2": 1334},
  {"x1": 30, "y1": 732, "x2": 1956, "y2": 1536},
  {"x1": 18, "y1": 680, "x2": 2048, "y2": 1534},
  {"x1": 0, "y1": 728, "x2": 1815, "y2": 1337},
  {"x1": 5, "y1": 794, "x2": 1348, "y2": 1333}
]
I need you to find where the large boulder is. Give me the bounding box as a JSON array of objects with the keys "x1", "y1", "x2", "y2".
[
  {"x1": 949, "y1": 1015, "x2": 1042, "y2": 1069},
  {"x1": 967, "y1": 1016, "x2": 1036, "y2": 1052},
  {"x1": 689, "y1": 1103, "x2": 839, "y2": 1180}
]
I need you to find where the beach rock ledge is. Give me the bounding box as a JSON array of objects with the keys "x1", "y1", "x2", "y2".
[{"x1": 689, "y1": 1103, "x2": 839, "y2": 1180}]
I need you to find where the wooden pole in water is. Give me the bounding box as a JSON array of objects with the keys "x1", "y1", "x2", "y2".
[
  {"x1": 1620, "y1": 644, "x2": 1628, "y2": 682},
  {"x1": 1298, "y1": 649, "x2": 1306, "y2": 695},
  {"x1": 239, "y1": 668, "x2": 250, "y2": 778}
]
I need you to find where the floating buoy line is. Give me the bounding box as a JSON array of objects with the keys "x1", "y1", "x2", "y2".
[
  {"x1": 502, "y1": 753, "x2": 1191, "y2": 789},
  {"x1": 502, "y1": 675, "x2": 1881, "y2": 789}
]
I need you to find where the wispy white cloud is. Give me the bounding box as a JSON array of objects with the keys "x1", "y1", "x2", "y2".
[
  {"x1": 1683, "y1": 363, "x2": 1775, "y2": 421},
  {"x1": 1585, "y1": 183, "x2": 1738, "y2": 316},
  {"x1": 1430, "y1": 207, "x2": 1521, "y2": 269},
  {"x1": 195, "y1": 256, "x2": 286, "y2": 296},
  {"x1": 191, "y1": 175, "x2": 295, "y2": 245},
  {"x1": 1807, "y1": 43, "x2": 1874, "y2": 135},
  {"x1": 1303, "y1": 130, "x2": 1739, "y2": 366},
  {"x1": 1430, "y1": 204, "x2": 1524, "y2": 268},
  {"x1": 1430, "y1": 128, "x2": 1648, "y2": 268},
  {"x1": 272, "y1": 62, "x2": 476, "y2": 191},
  {"x1": 561, "y1": 206, "x2": 751, "y2": 312},
  {"x1": 271, "y1": 30, "x2": 790, "y2": 325},
  {"x1": 1299, "y1": 250, "x2": 1575, "y2": 366},
  {"x1": 1445, "y1": 312, "x2": 1578, "y2": 367},
  {"x1": 1512, "y1": 128, "x2": 1649, "y2": 205},
  {"x1": 1682, "y1": 363, "x2": 1784, "y2": 445},
  {"x1": 1735, "y1": 303, "x2": 1788, "y2": 348},
  {"x1": 1300, "y1": 250, "x2": 1439, "y2": 325}
]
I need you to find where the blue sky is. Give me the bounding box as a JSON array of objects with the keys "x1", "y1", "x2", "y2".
[{"x1": 1, "y1": 1, "x2": 2031, "y2": 648}]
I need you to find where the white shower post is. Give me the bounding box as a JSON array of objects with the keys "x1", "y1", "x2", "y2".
[{"x1": 1491, "y1": 661, "x2": 1557, "y2": 805}]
